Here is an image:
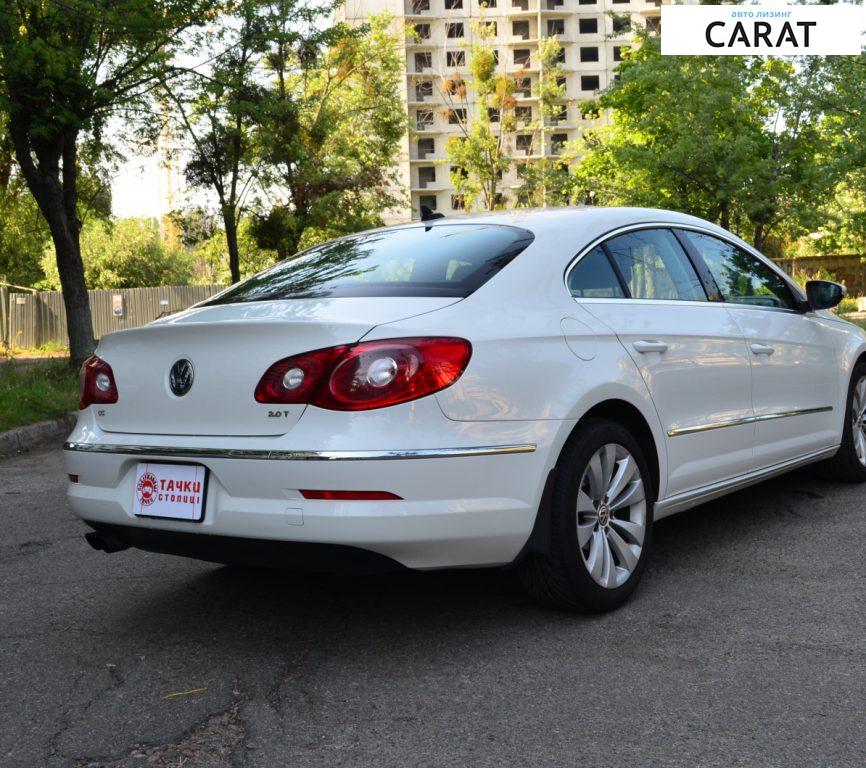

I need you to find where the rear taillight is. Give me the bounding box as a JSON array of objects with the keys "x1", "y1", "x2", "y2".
[
  {"x1": 255, "y1": 337, "x2": 472, "y2": 410},
  {"x1": 78, "y1": 356, "x2": 119, "y2": 409}
]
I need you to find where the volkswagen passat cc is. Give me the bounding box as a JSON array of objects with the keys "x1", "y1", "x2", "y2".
[{"x1": 66, "y1": 208, "x2": 866, "y2": 612}]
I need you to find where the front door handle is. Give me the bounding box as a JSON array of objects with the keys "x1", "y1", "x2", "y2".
[
  {"x1": 633, "y1": 340, "x2": 668, "y2": 354},
  {"x1": 750, "y1": 343, "x2": 775, "y2": 356}
]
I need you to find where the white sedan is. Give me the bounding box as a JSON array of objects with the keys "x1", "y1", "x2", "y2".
[{"x1": 65, "y1": 207, "x2": 866, "y2": 612}]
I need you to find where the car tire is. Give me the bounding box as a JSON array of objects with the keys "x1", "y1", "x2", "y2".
[
  {"x1": 816, "y1": 361, "x2": 866, "y2": 483},
  {"x1": 519, "y1": 418, "x2": 654, "y2": 613}
]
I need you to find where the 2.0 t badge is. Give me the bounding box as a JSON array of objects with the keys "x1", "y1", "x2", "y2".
[{"x1": 169, "y1": 358, "x2": 195, "y2": 396}]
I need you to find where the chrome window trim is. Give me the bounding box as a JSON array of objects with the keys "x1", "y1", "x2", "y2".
[
  {"x1": 563, "y1": 221, "x2": 806, "y2": 314},
  {"x1": 666, "y1": 406, "x2": 833, "y2": 438},
  {"x1": 63, "y1": 442, "x2": 537, "y2": 461}
]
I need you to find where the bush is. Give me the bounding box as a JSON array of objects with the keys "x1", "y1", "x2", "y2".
[
  {"x1": 838, "y1": 296, "x2": 860, "y2": 315},
  {"x1": 39, "y1": 218, "x2": 195, "y2": 289}
]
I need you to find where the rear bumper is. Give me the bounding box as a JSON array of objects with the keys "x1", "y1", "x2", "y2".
[
  {"x1": 64, "y1": 406, "x2": 569, "y2": 569},
  {"x1": 85, "y1": 522, "x2": 406, "y2": 572}
]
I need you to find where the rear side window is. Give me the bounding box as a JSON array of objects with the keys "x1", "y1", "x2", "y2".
[
  {"x1": 204, "y1": 224, "x2": 535, "y2": 303},
  {"x1": 568, "y1": 246, "x2": 626, "y2": 298},
  {"x1": 682, "y1": 231, "x2": 795, "y2": 310},
  {"x1": 605, "y1": 229, "x2": 707, "y2": 302}
]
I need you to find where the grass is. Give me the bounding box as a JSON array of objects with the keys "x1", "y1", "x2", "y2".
[
  {"x1": 0, "y1": 358, "x2": 78, "y2": 431},
  {"x1": 0, "y1": 341, "x2": 69, "y2": 359}
]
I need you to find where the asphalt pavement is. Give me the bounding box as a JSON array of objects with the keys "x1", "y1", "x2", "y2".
[{"x1": 1, "y1": 445, "x2": 865, "y2": 767}]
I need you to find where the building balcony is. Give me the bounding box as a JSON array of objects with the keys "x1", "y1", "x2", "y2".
[
  {"x1": 411, "y1": 183, "x2": 448, "y2": 192},
  {"x1": 506, "y1": 0, "x2": 537, "y2": 11},
  {"x1": 408, "y1": 95, "x2": 443, "y2": 106},
  {"x1": 505, "y1": 62, "x2": 540, "y2": 73},
  {"x1": 405, "y1": 0, "x2": 433, "y2": 15},
  {"x1": 410, "y1": 153, "x2": 447, "y2": 162}
]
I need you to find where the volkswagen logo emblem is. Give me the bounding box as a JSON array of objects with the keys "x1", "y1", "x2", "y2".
[{"x1": 169, "y1": 358, "x2": 195, "y2": 397}]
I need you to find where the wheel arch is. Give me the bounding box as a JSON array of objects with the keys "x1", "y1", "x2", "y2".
[
  {"x1": 516, "y1": 396, "x2": 664, "y2": 560},
  {"x1": 574, "y1": 399, "x2": 661, "y2": 503}
]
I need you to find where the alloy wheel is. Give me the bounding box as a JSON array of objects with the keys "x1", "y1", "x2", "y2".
[
  {"x1": 576, "y1": 443, "x2": 647, "y2": 589},
  {"x1": 852, "y1": 377, "x2": 866, "y2": 466}
]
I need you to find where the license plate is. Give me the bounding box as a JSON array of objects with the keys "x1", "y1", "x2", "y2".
[{"x1": 133, "y1": 462, "x2": 207, "y2": 522}]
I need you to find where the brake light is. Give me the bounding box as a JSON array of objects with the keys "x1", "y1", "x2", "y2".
[
  {"x1": 78, "y1": 356, "x2": 119, "y2": 409},
  {"x1": 255, "y1": 337, "x2": 472, "y2": 410}
]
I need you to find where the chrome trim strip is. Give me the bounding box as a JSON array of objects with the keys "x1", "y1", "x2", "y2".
[
  {"x1": 654, "y1": 445, "x2": 838, "y2": 519},
  {"x1": 63, "y1": 442, "x2": 537, "y2": 461},
  {"x1": 666, "y1": 406, "x2": 833, "y2": 438}
]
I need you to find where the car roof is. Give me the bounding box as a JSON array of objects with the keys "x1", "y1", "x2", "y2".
[
  {"x1": 405, "y1": 206, "x2": 724, "y2": 235},
  {"x1": 409, "y1": 206, "x2": 770, "y2": 262}
]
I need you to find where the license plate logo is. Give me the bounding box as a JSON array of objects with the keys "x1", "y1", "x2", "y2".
[{"x1": 133, "y1": 463, "x2": 206, "y2": 521}]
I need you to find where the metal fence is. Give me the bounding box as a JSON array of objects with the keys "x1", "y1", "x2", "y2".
[{"x1": 4, "y1": 284, "x2": 225, "y2": 350}]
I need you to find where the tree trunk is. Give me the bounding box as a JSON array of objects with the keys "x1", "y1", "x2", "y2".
[
  {"x1": 753, "y1": 224, "x2": 765, "y2": 253},
  {"x1": 223, "y1": 210, "x2": 241, "y2": 284},
  {"x1": 719, "y1": 204, "x2": 730, "y2": 232},
  {"x1": 9, "y1": 121, "x2": 95, "y2": 367}
]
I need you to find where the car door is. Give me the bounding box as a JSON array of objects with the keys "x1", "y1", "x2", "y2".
[
  {"x1": 678, "y1": 229, "x2": 840, "y2": 468},
  {"x1": 568, "y1": 227, "x2": 755, "y2": 497}
]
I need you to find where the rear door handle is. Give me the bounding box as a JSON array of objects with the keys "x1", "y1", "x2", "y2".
[
  {"x1": 750, "y1": 343, "x2": 775, "y2": 356},
  {"x1": 633, "y1": 340, "x2": 668, "y2": 354}
]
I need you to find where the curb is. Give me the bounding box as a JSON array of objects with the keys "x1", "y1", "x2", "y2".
[{"x1": 0, "y1": 414, "x2": 77, "y2": 457}]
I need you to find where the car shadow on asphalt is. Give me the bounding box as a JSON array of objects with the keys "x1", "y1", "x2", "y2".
[{"x1": 112, "y1": 467, "x2": 838, "y2": 638}]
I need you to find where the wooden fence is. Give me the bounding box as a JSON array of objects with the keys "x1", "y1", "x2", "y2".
[
  {"x1": 4, "y1": 284, "x2": 225, "y2": 350},
  {"x1": 774, "y1": 254, "x2": 866, "y2": 296}
]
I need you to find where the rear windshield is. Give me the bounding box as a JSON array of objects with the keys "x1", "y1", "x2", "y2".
[{"x1": 203, "y1": 223, "x2": 534, "y2": 303}]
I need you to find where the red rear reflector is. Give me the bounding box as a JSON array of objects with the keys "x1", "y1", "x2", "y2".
[
  {"x1": 299, "y1": 490, "x2": 402, "y2": 501},
  {"x1": 68, "y1": 474, "x2": 79, "y2": 484}
]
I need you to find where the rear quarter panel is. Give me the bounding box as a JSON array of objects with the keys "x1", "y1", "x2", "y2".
[{"x1": 361, "y1": 230, "x2": 671, "y2": 499}]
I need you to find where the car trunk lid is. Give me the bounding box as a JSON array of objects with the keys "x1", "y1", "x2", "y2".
[{"x1": 94, "y1": 297, "x2": 458, "y2": 436}]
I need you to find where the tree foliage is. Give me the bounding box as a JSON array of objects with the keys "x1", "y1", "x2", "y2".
[
  {"x1": 40, "y1": 218, "x2": 194, "y2": 290},
  {"x1": 515, "y1": 36, "x2": 570, "y2": 208},
  {"x1": 570, "y1": 34, "x2": 833, "y2": 249},
  {"x1": 443, "y1": 21, "x2": 514, "y2": 211},
  {"x1": 0, "y1": 0, "x2": 215, "y2": 364},
  {"x1": 249, "y1": 12, "x2": 406, "y2": 259}
]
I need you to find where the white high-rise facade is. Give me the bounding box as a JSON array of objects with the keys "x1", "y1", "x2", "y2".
[{"x1": 340, "y1": 0, "x2": 662, "y2": 221}]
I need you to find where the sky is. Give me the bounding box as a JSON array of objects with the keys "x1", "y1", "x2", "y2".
[{"x1": 112, "y1": 154, "x2": 164, "y2": 219}]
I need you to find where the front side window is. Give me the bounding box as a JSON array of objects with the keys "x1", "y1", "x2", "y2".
[
  {"x1": 605, "y1": 229, "x2": 707, "y2": 301},
  {"x1": 204, "y1": 225, "x2": 535, "y2": 303},
  {"x1": 568, "y1": 246, "x2": 625, "y2": 299},
  {"x1": 682, "y1": 231, "x2": 795, "y2": 310}
]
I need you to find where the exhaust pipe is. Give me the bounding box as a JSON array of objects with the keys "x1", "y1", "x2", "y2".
[{"x1": 85, "y1": 530, "x2": 129, "y2": 554}]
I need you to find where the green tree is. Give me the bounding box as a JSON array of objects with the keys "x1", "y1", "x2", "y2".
[
  {"x1": 443, "y1": 21, "x2": 514, "y2": 211},
  {"x1": 192, "y1": 217, "x2": 276, "y2": 284},
  {"x1": 515, "y1": 37, "x2": 570, "y2": 208},
  {"x1": 40, "y1": 218, "x2": 194, "y2": 290},
  {"x1": 161, "y1": 0, "x2": 329, "y2": 283},
  {"x1": 0, "y1": 178, "x2": 50, "y2": 287},
  {"x1": 0, "y1": 0, "x2": 214, "y2": 365},
  {"x1": 570, "y1": 34, "x2": 831, "y2": 250},
  {"x1": 250, "y1": 12, "x2": 405, "y2": 258},
  {"x1": 164, "y1": 12, "x2": 257, "y2": 284}
]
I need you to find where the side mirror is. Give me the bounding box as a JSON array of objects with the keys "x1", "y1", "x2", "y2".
[{"x1": 806, "y1": 280, "x2": 846, "y2": 311}]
